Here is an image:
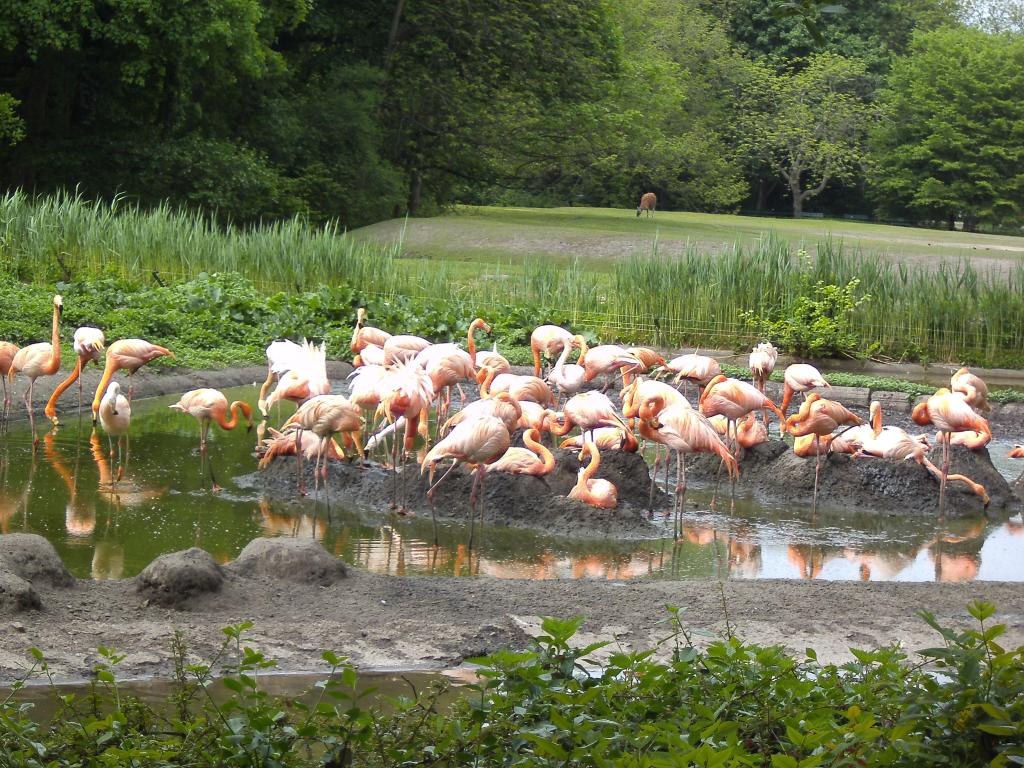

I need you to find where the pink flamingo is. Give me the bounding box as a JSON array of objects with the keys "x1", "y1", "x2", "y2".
[
  {"x1": 547, "y1": 391, "x2": 630, "y2": 448},
  {"x1": 421, "y1": 414, "x2": 510, "y2": 544},
  {"x1": 784, "y1": 393, "x2": 861, "y2": 508},
  {"x1": 950, "y1": 367, "x2": 990, "y2": 414},
  {"x1": 568, "y1": 441, "x2": 618, "y2": 509},
  {"x1": 546, "y1": 335, "x2": 587, "y2": 399},
  {"x1": 282, "y1": 394, "x2": 364, "y2": 500},
  {"x1": 664, "y1": 353, "x2": 721, "y2": 397},
  {"x1": 91, "y1": 338, "x2": 174, "y2": 421},
  {"x1": 0, "y1": 340, "x2": 18, "y2": 418},
  {"x1": 170, "y1": 388, "x2": 254, "y2": 453},
  {"x1": 487, "y1": 429, "x2": 555, "y2": 476},
  {"x1": 748, "y1": 342, "x2": 778, "y2": 393},
  {"x1": 9, "y1": 295, "x2": 63, "y2": 431},
  {"x1": 349, "y1": 307, "x2": 391, "y2": 354},
  {"x1": 443, "y1": 392, "x2": 522, "y2": 435},
  {"x1": 45, "y1": 326, "x2": 105, "y2": 426},
  {"x1": 97, "y1": 382, "x2": 131, "y2": 486},
  {"x1": 912, "y1": 388, "x2": 991, "y2": 515},
  {"x1": 699, "y1": 374, "x2": 784, "y2": 453},
  {"x1": 779, "y1": 363, "x2": 829, "y2": 419},
  {"x1": 640, "y1": 399, "x2": 737, "y2": 535},
  {"x1": 579, "y1": 344, "x2": 642, "y2": 389},
  {"x1": 383, "y1": 334, "x2": 431, "y2": 366},
  {"x1": 559, "y1": 427, "x2": 639, "y2": 453},
  {"x1": 478, "y1": 366, "x2": 555, "y2": 406},
  {"x1": 261, "y1": 339, "x2": 329, "y2": 417},
  {"x1": 530, "y1": 325, "x2": 574, "y2": 377}
]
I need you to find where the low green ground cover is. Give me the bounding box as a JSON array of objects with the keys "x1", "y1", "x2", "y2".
[{"x1": 3, "y1": 604, "x2": 1021, "y2": 766}]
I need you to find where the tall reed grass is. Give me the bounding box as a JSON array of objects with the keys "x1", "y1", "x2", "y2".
[{"x1": 2, "y1": 190, "x2": 1021, "y2": 366}]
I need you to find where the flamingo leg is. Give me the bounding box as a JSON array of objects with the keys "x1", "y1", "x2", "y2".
[
  {"x1": 813, "y1": 435, "x2": 822, "y2": 513},
  {"x1": 674, "y1": 451, "x2": 683, "y2": 541},
  {"x1": 649, "y1": 445, "x2": 661, "y2": 513},
  {"x1": 294, "y1": 429, "x2": 306, "y2": 497},
  {"x1": 939, "y1": 431, "x2": 950, "y2": 517},
  {"x1": 426, "y1": 459, "x2": 461, "y2": 500}
]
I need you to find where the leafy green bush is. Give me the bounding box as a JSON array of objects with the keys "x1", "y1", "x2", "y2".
[
  {"x1": 2, "y1": 604, "x2": 1022, "y2": 766},
  {"x1": 740, "y1": 256, "x2": 872, "y2": 359}
]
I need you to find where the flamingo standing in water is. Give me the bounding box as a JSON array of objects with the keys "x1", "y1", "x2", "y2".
[
  {"x1": 912, "y1": 388, "x2": 991, "y2": 515},
  {"x1": 97, "y1": 382, "x2": 131, "y2": 486},
  {"x1": 0, "y1": 341, "x2": 20, "y2": 420},
  {"x1": 568, "y1": 441, "x2": 618, "y2": 509},
  {"x1": 9, "y1": 295, "x2": 63, "y2": 432},
  {"x1": 45, "y1": 326, "x2": 105, "y2": 426},
  {"x1": 779, "y1": 363, "x2": 829, "y2": 420},
  {"x1": 530, "y1": 325, "x2": 575, "y2": 377},
  {"x1": 421, "y1": 414, "x2": 510, "y2": 544},
  {"x1": 639, "y1": 399, "x2": 737, "y2": 535},
  {"x1": 170, "y1": 389, "x2": 254, "y2": 452},
  {"x1": 91, "y1": 338, "x2": 174, "y2": 422}
]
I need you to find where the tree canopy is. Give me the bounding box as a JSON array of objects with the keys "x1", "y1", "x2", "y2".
[
  {"x1": 0, "y1": 0, "x2": 1020, "y2": 230},
  {"x1": 871, "y1": 28, "x2": 1024, "y2": 230}
]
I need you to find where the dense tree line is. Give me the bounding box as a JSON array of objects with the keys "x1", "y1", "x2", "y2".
[{"x1": 0, "y1": 0, "x2": 1020, "y2": 230}]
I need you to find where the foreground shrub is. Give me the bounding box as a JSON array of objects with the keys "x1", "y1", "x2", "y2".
[{"x1": 1, "y1": 603, "x2": 1021, "y2": 766}]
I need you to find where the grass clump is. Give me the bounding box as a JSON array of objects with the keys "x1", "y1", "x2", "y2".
[{"x1": 3, "y1": 603, "x2": 1022, "y2": 766}]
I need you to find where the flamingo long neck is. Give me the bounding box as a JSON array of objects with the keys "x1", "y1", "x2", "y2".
[
  {"x1": 46, "y1": 302, "x2": 62, "y2": 374},
  {"x1": 91, "y1": 352, "x2": 117, "y2": 417},
  {"x1": 44, "y1": 358, "x2": 84, "y2": 421},
  {"x1": 480, "y1": 367, "x2": 496, "y2": 398},
  {"x1": 466, "y1": 319, "x2": 486, "y2": 367},
  {"x1": 575, "y1": 337, "x2": 588, "y2": 364},
  {"x1": 780, "y1": 383, "x2": 796, "y2": 417},
  {"x1": 870, "y1": 402, "x2": 882, "y2": 436},
  {"x1": 524, "y1": 430, "x2": 555, "y2": 473},
  {"x1": 580, "y1": 445, "x2": 601, "y2": 482},
  {"x1": 216, "y1": 401, "x2": 253, "y2": 430},
  {"x1": 552, "y1": 343, "x2": 572, "y2": 375}
]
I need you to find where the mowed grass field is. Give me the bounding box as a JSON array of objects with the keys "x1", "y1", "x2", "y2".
[{"x1": 353, "y1": 205, "x2": 1024, "y2": 274}]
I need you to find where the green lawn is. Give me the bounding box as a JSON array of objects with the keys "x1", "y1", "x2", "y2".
[{"x1": 353, "y1": 205, "x2": 1024, "y2": 273}]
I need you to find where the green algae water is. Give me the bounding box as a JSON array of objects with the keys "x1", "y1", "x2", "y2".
[{"x1": 0, "y1": 385, "x2": 1021, "y2": 583}]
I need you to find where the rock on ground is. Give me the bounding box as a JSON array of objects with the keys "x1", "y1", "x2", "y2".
[
  {"x1": 0, "y1": 533, "x2": 75, "y2": 588},
  {"x1": 0, "y1": 569, "x2": 41, "y2": 613},
  {"x1": 135, "y1": 548, "x2": 224, "y2": 608},
  {"x1": 229, "y1": 538, "x2": 347, "y2": 585}
]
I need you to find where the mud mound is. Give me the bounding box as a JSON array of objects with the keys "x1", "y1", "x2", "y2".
[
  {"x1": 0, "y1": 533, "x2": 75, "y2": 588},
  {"x1": 229, "y1": 538, "x2": 347, "y2": 585},
  {"x1": 136, "y1": 548, "x2": 224, "y2": 608},
  {"x1": 686, "y1": 439, "x2": 1013, "y2": 517},
  {"x1": 0, "y1": 570, "x2": 41, "y2": 613},
  {"x1": 249, "y1": 446, "x2": 668, "y2": 539}
]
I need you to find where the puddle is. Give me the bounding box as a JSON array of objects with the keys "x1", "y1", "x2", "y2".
[{"x1": 0, "y1": 385, "x2": 1021, "y2": 583}]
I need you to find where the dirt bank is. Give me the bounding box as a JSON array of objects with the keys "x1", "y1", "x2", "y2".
[
  {"x1": 1, "y1": 536, "x2": 1022, "y2": 684},
  {"x1": 685, "y1": 439, "x2": 1016, "y2": 518}
]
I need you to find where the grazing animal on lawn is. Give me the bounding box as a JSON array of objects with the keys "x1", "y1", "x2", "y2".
[{"x1": 637, "y1": 192, "x2": 657, "y2": 218}]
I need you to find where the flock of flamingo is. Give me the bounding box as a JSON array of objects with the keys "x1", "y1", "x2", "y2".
[{"x1": 0, "y1": 296, "x2": 1010, "y2": 533}]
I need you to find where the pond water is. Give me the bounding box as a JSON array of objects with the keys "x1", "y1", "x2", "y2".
[{"x1": 1, "y1": 385, "x2": 1021, "y2": 583}]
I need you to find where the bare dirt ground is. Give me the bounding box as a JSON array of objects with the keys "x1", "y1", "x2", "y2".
[{"x1": 3, "y1": 567, "x2": 1022, "y2": 685}]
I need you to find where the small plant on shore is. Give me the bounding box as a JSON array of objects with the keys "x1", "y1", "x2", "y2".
[
  {"x1": 740, "y1": 251, "x2": 873, "y2": 359},
  {"x1": 1, "y1": 605, "x2": 1021, "y2": 766}
]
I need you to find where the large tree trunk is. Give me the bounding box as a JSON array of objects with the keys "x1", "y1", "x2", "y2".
[
  {"x1": 791, "y1": 185, "x2": 803, "y2": 219},
  {"x1": 755, "y1": 177, "x2": 771, "y2": 211},
  {"x1": 407, "y1": 171, "x2": 422, "y2": 215}
]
